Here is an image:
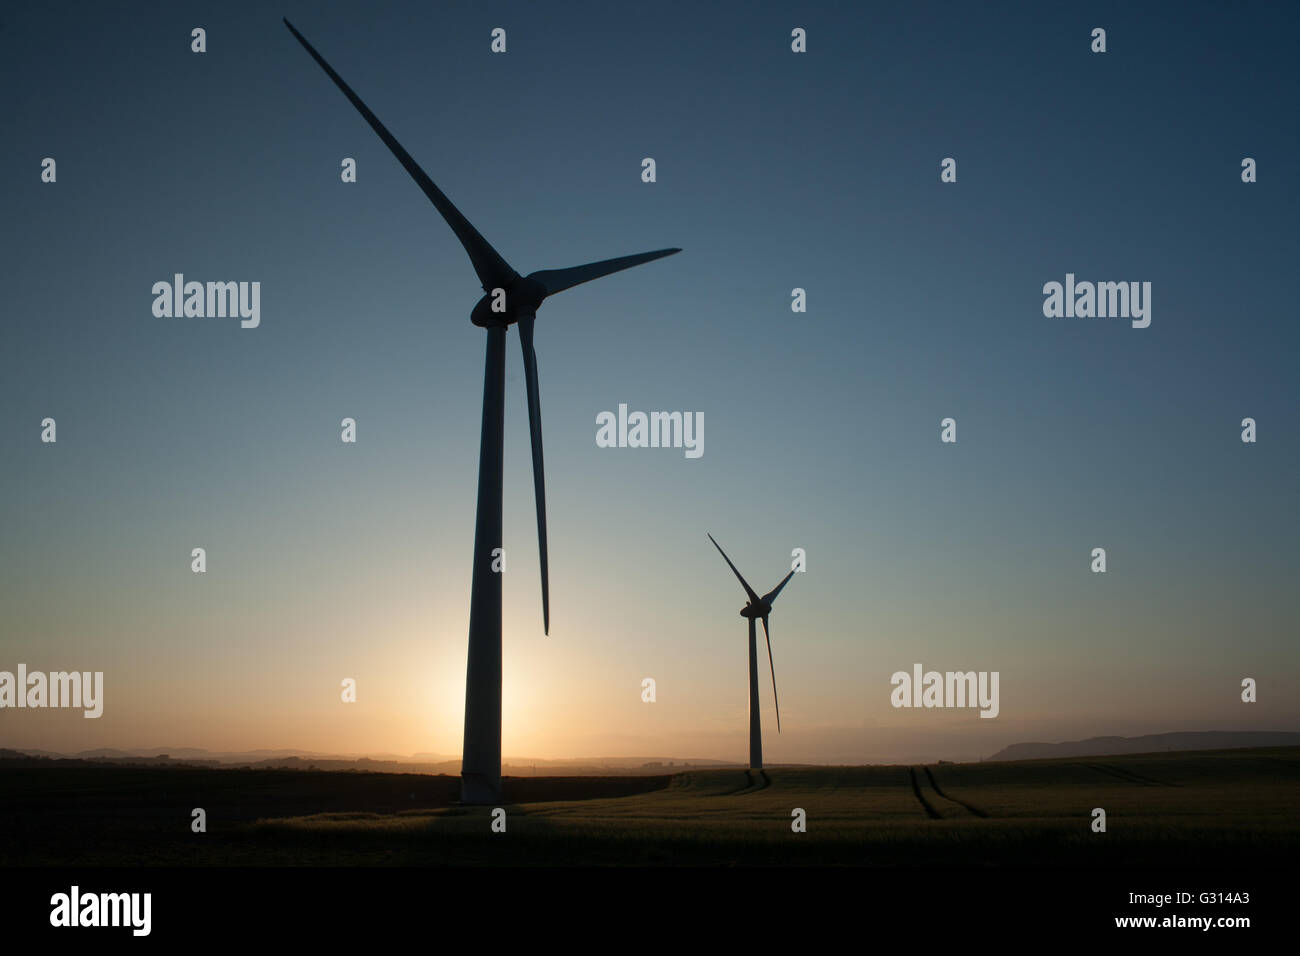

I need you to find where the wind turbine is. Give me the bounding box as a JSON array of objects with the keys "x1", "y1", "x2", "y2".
[
  {"x1": 285, "y1": 20, "x2": 680, "y2": 803},
  {"x1": 707, "y1": 534, "x2": 796, "y2": 771}
]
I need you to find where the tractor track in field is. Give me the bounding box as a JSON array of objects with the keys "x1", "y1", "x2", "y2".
[
  {"x1": 1083, "y1": 762, "x2": 1177, "y2": 787},
  {"x1": 923, "y1": 766, "x2": 989, "y2": 817},
  {"x1": 722, "y1": 770, "x2": 771, "y2": 796},
  {"x1": 908, "y1": 767, "x2": 942, "y2": 819},
  {"x1": 720, "y1": 774, "x2": 752, "y2": 796}
]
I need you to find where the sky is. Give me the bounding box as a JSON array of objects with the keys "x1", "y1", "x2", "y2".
[{"x1": 2, "y1": 0, "x2": 1297, "y2": 765}]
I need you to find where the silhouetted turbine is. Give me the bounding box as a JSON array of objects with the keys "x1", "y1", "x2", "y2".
[
  {"x1": 285, "y1": 19, "x2": 680, "y2": 803},
  {"x1": 707, "y1": 534, "x2": 797, "y2": 771}
]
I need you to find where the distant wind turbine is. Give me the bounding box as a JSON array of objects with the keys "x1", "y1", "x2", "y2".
[
  {"x1": 285, "y1": 20, "x2": 681, "y2": 803},
  {"x1": 707, "y1": 534, "x2": 797, "y2": 771}
]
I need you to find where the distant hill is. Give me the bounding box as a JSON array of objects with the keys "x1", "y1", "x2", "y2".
[
  {"x1": 987, "y1": 731, "x2": 1300, "y2": 762},
  {"x1": 1, "y1": 747, "x2": 730, "y2": 775}
]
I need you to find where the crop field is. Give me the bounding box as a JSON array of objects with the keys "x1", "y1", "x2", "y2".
[{"x1": 4, "y1": 747, "x2": 1297, "y2": 866}]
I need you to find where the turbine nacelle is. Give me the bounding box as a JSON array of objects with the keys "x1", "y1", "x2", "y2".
[
  {"x1": 740, "y1": 601, "x2": 771, "y2": 619},
  {"x1": 470, "y1": 276, "x2": 548, "y2": 327}
]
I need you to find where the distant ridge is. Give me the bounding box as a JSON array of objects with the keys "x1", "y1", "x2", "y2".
[
  {"x1": 987, "y1": 731, "x2": 1300, "y2": 762},
  {"x1": 1, "y1": 747, "x2": 729, "y2": 775}
]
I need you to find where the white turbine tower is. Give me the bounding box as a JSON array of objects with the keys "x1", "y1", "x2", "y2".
[
  {"x1": 707, "y1": 534, "x2": 797, "y2": 771},
  {"x1": 286, "y1": 20, "x2": 680, "y2": 803}
]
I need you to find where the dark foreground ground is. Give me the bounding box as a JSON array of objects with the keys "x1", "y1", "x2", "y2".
[{"x1": 3, "y1": 746, "x2": 1297, "y2": 866}]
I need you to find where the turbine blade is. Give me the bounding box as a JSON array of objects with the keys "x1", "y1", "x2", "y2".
[
  {"x1": 518, "y1": 313, "x2": 549, "y2": 635},
  {"x1": 527, "y1": 248, "x2": 681, "y2": 297},
  {"x1": 761, "y1": 615, "x2": 780, "y2": 733},
  {"x1": 762, "y1": 569, "x2": 797, "y2": 605},
  {"x1": 707, "y1": 534, "x2": 760, "y2": 606},
  {"x1": 283, "y1": 19, "x2": 517, "y2": 291}
]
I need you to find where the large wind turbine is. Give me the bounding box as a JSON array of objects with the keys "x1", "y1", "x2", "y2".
[
  {"x1": 707, "y1": 534, "x2": 796, "y2": 771},
  {"x1": 285, "y1": 20, "x2": 680, "y2": 803}
]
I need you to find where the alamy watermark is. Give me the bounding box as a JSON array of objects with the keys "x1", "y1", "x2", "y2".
[
  {"x1": 152, "y1": 274, "x2": 260, "y2": 328},
  {"x1": 596, "y1": 404, "x2": 703, "y2": 458},
  {"x1": 1042, "y1": 273, "x2": 1151, "y2": 328},
  {"x1": 890, "y1": 663, "x2": 999, "y2": 718},
  {"x1": 0, "y1": 665, "x2": 103, "y2": 717},
  {"x1": 50, "y1": 886, "x2": 150, "y2": 936}
]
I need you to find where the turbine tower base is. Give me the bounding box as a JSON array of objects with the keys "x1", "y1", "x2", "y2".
[{"x1": 460, "y1": 771, "x2": 502, "y2": 805}]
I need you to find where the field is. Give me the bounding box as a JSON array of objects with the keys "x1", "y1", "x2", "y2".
[{"x1": 4, "y1": 746, "x2": 1298, "y2": 866}]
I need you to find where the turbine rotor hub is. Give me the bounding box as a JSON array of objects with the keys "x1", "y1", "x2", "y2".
[{"x1": 470, "y1": 275, "x2": 547, "y2": 327}]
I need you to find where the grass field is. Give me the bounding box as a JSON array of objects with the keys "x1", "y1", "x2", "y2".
[{"x1": 4, "y1": 746, "x2": 1298, "y2": 866}]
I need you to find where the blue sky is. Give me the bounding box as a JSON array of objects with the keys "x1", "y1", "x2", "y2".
[{"x1": 2, "y1": 0, "x2": 1296, "y2": 763}]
